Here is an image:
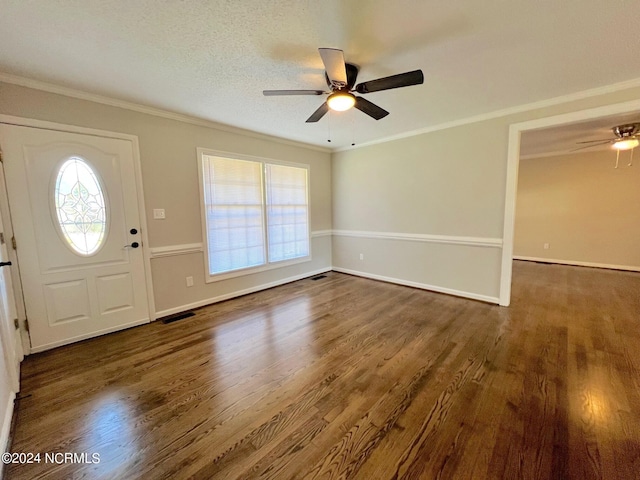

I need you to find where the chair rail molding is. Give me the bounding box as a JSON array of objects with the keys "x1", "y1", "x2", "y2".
[
  {"x1": 332, "y1": 230, "x2": 503, "y2": 248},
  {"x1": 149, "y1": 243, "x2": 204, "y2": 258}
]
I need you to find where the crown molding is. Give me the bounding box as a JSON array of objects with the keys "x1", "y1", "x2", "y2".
[
  {"x1": 4, "y1": 71, "x2": 640, "y2": 155},
  {"x1": 335, "y1": 77, "x2": 640, "y2": 152},
  {"x1": 0, "y1": 72, "x2": 331, "y2": 154}
]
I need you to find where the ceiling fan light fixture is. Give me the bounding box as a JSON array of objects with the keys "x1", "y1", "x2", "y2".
[
  {"x1": 612, "y1": 138, "x2": 639, "y2": 150},
  {"x1": 327, "y1": 92, "x2": 355, "y2": 111}
]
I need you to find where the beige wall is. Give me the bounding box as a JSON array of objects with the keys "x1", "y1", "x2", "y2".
[
  {"x1": 2, "y1": 80, "x2": 640, "y2": 311},
  {"x1": 514, "y1": 149, "x2": 640, "y2": 268},
  {"x1": 0, "y1": 82, "x2": 332, "y2": 314},
  {"x1": 332, "y1": 85, "x2": 640, "y2": 302}
]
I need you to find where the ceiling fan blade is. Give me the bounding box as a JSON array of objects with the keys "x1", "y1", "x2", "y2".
[
  {"x1": 570, "y1": 141, "x2": 612, "y2": 152},
  {"x1": 263, "y1": 90, "x2": 325, "y2": 96},
  {"x1": 354, "y1": 96, "x2": 389, "y2": 120},
  {"x1": 575, "y1": 138, "x2": 614, "y2": 144},
  {"x1": 355, "y1": 70, "x2": 424, "y2": 94},
  {"x1": 306, "y1": 102, "x2": 329, "y2": 123},
  {"x1": 319, "y1": 48, "x2": 347, "y2": 87}
]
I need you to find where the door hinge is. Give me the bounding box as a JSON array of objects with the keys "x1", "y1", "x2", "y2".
[
  {"x1": 0, "y1": 232, "x2": 4, "y2": 245},
  {"x1": 24, "y1": 319, "x2": 29, "y2": 333},
  {"x1": 0, "y1": 150, "x2": 3, "y2": 164},
  {"x1": 13, "y1": 318, "x2": 18, "y2": 330},
  {"x1": 11, "y1": 236, "x2": 16, "y2": 250}
]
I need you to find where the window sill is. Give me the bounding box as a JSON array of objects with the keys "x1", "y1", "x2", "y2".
[{"x1": 204, "y1": 255, "x2": 312, "y2": 283}]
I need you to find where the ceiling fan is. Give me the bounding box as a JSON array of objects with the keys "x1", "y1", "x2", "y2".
[
  {"x1": 263, "y1": 48, "x2": 424, "y2": 123},
  {"x1": 574, "y1": 123, "x2": 640, "y2": 151},
  {"x1": 573, "y1": 123, "x2": 639, "y2": 167}
]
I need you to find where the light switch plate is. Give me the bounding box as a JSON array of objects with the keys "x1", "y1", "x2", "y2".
[{"x1": 153, "y1": 209, "x2": 166, "y2": 219}]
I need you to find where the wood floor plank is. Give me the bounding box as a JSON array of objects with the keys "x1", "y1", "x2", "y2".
[{"x1": 4, "y1": 262, "x2": 640, "y2": 479}]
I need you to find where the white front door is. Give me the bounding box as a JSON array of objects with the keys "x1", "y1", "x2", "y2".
[{"x1": 0, "y1": 124, "x2": 150, "y2": 352}]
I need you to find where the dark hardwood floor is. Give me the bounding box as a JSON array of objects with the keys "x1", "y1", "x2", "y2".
[{"x1": 5, "y1": 261, "x2": 640, "y2": 479}]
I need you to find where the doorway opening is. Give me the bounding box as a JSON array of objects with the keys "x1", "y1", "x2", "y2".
[{"x1": 500, "y1": 98, "x2": 640, "y2": 306}]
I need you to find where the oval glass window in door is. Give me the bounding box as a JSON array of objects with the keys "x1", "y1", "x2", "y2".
[{"x1": 54, "y1": 157, "x2": 107, "y2": 255}]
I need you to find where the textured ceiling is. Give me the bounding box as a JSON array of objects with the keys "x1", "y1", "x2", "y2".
[{"x1": 2, "y1": 0, "x2": 640, "y2": 149}]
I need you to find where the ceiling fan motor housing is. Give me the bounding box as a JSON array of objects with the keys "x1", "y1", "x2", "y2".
[
  {"x1": 613, "y1": 123, "x2": 640, "y2": 138},
  {"x1": 325, "y1": 63, "x2": 359, "y2": 91}
]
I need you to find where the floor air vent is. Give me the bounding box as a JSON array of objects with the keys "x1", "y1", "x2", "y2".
[
  {"x1": 161, "y1": 311, "x2": 196, "y2": 324},
  {"x1": 311, "y1": 275, "x2": 327, "y2": 280}
]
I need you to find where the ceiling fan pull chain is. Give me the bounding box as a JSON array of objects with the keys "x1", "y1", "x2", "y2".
[
  {"x1": 327, "y1": 111, "x2": 332, "y2": 143},
  {"x1": 615, "y1": 149, "x2": 620, "y2": 168},
  {"x1": 351, "y1": 111, "x2": 356, "y2": 146},
  {"x1": 629, "y1": 148, "x2": 634, "y2": 166}
]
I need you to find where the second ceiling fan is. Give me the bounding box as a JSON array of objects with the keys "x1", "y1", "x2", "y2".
[
  {"x1": 263, "y1": 48, "x2": 424, "y2": 123},
  {"x1": 573, "y1": 123, "x2": 640, "y2": 152}
]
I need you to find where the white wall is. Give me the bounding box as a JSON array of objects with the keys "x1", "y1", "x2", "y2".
[
  {"x1": 514, "y1": 149, "x2": 640, "y2": 269},
  {"x1": 0, "y1": 81, "x2": 333, "y2": 317}
]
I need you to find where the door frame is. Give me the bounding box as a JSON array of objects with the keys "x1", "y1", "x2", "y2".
[
  {"x1": 0, "y1": 156, "x2": 29, "y2": 355},
  {"x1": 0, "y1": 205, "x2": 21, "y2": 391},
  {"x1": 0, "y1": 115, "x2": 156, "y2": 354},
  {"x1": 499, "y1": 97, "x2": 640, "y2": 306}
]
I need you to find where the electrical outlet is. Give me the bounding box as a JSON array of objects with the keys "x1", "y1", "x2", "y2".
[
  {"x1": 153, "y1": 209, "x2": 166, "y2": 219},
  {"x1": 186, "y1": 276, "x2": 194, "y2": 287},
  {"x1": 543, "y1": 243, "x2": 550, "y2": 250},
  {"x1": 359, "y1": 253, "x2": 364, "y2": 260}
]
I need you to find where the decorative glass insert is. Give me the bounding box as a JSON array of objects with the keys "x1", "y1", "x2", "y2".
[{"x1": 54, "y1": 157, "x2": 107, "y2": 255}]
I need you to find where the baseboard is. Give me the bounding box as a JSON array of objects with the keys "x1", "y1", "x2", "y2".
[
  {"x1": 513, "y1": 256, "x2": 640, "y2": 272},
  {"x1": 331, "y1": 267, "x2": 500, "y2": 304},
  {"x1": 1, "y1": 391, "x2": 15, "y2": 455},
  {"x1": 154, "y1": 267, "x2": 333, "y2": 318}
]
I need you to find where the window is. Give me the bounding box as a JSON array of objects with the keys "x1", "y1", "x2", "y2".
[
  {"x1": 265, "y1": 164, "x2": 310, "y2": 262},
  {"x1": 198, "y1": 150, "x2": 310, "y2": 280}
]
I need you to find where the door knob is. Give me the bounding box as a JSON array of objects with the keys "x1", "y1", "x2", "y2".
[{"x1": 124, "y1": 242, "x2": 140, "y2": 249}]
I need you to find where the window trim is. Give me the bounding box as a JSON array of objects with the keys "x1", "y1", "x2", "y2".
[{"x1": 196, "y1": 148, "x2": 311, "y2": 283}]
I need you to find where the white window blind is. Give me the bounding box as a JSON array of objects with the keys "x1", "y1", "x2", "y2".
[
  {"x1": 265, "y1": 164, "x2": 309, "y2": 262},
  {"x1": 202, "y1": 155, "x2": 265, "y2": 274},
  {"x1": 199, "y1": 152, "x2": 310, "y2": 279}
]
